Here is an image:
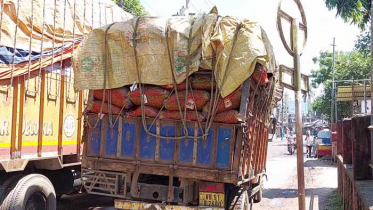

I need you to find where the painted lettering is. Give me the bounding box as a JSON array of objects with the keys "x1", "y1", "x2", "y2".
[{"x1": 0, "y1": 119, "x2": 9, "y2": 136}]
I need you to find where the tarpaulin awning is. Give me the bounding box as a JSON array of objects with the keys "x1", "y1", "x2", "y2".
[{"x1": 337, "y1": 85, "x2": 371, "y2": 102}]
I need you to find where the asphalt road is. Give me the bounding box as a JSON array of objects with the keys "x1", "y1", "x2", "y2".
[{"x1": 257, "y1": 139, "x2": 337, "y2": 210}]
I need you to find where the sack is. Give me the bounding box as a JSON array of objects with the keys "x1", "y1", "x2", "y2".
[
  {"x1": 214, "y1": 110, "x2": 239, "y2": 124},
  {"x1": 164, "y1": 90, "x2": 210, "y2": 111},
  {"x1": 93, "y1": 87, "x2": 133, "y2": 109},
  {"x1": 252, "y1": 63, "x2": 269, "y2": 85},
  {"x1": 191, "y1": 74, "x2": 216, "y2": 90},
  {"x1": 127, "y1": 106, "x2": 160, "y2": 118},
  {"x1": 88, "y1": 100, "x2": 123, "y2": 115},
  {"x1": 203, "y1": 86, "x2": 242, "y2": 116},
  {"x1": 161, "y1": 79, "x2": 188, "y2": 91},
  {"x1": 160, "y1": 110, "x2": 205, "y2": 121},
  {"x1": 129, "y1": 86, "x2": 170, "y2": 109}
]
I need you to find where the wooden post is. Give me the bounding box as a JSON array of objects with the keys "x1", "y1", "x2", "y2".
[
  {"x1": 10, "y1": 77, "x2": 19, "y2": 159},
  {"x1": 342, "y1": 119, "x2": 352, "y2": 164},
  {"x1": 337, "y1": 121, "x2": 342, "y2": 155},
  {"x1": 351, "y1": 115, "x2": 372, "y2": 180}
]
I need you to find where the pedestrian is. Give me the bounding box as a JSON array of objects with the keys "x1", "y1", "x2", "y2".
[{"x1": 305, "y1": 130, "x2": 313, "y2": 158}]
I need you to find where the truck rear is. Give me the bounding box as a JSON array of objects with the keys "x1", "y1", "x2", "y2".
[
  {"x1": 76, "y1": 10, "x2": 281, "y2": 209},
  {"x1": 0, "y1": 1, "x2": 131, "y2": 209}
]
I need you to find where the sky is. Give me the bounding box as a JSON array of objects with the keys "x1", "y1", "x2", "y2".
[{"x1": 140, "y1": 0, "x2": 362, "y2": 98}]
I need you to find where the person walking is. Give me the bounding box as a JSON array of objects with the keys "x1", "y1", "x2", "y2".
[{"x1": 305, "y1": 130, "x2": 313, "y2": 158}]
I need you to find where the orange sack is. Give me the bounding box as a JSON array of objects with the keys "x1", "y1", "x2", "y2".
[
  {"x1": 191, "y1": 74, "x2": 216, "y2": 90},
  {"x1": 127, "y1": 106, "x2": 160, "y2": 118},
  {"x1": 93, "y1": 87, "x2": 133, "y2": 109},
  {"x1": 160, "y1": 110, "x2": 206, "y2": 121},
  {"x1": 129, "y1": 86, "x2": 170, "y2": 109},
  {"x1": 88, "y1": 100, "x2": 123, "y2": 115},
  {"x1": 203, "y1": 86, "x2": 242, "y2": 116},
  {"x1": 161, "y1": 80, "x2": 188, "y2": 91},
  {"x1": 251, "y1": 63, "x2": 269, "y2": 85},
  {"x1": 164, "y1": 90, "x2": 210, "y2": 111},
  {"x1": 213, "y1": 110, "x2": 240, "y2": 124}
]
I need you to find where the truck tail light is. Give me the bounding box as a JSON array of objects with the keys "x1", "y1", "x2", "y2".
[{"x1": 199, "y1": 182, "x2": 224, "y2": 193}]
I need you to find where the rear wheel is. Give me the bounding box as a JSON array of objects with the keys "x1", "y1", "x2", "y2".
[{"x1": 1, "y1": 174, "x2": 56, "y2": 210}]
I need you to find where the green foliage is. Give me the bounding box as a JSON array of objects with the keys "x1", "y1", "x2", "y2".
[
  {"x1": 354, "y1": 30, "x2": 370, "y2": 56},
  {"x1": 324, "y1": 0, "x2": 371, "y2": 29},
  {"x1": 311, "y1": 50, "x2": 370, "y2": 119},
  {"x1": 113, "y1": 0, "x2": 148, "y2": 17}
]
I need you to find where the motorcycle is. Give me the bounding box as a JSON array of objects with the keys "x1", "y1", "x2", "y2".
[{"x1": 287, "y1": 136, "x2": 296, "y2": 155}]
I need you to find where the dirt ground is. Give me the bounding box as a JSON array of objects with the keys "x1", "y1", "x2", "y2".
[
  {"x1": 57, "y1": 140, "x2": 338, "y2": 210},
  {"x1": 256, "y1": 140, "x2": 338, "y2": 210}
]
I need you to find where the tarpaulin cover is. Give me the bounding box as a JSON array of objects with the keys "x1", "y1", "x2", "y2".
[
  {"x1": 73, "y1": 8, "x2": 276, "y2": 97},
  {"x1": 0, "y1": 0, "x2": 132, "y2": 80}
]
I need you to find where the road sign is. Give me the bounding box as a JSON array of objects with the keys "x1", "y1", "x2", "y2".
[{"x1": 277, "y1": 1, "x2": 308, "y2": 210}]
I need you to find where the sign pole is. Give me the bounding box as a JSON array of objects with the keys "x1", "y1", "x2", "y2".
[
  {"x1": 292, "y1": 18, "x2": 306, "y2": 210},
  {"x1": 277, "y1": 1, "x2": 308, "y2": 209}
]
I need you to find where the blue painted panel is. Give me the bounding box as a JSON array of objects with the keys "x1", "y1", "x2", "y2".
[
  {"x1": 160, "y1": 125, "x2": 175, "y2": 161},
  {"x1": 105, "y1": 121, "x2": 119, "y2": 156},
  {"x1": 91, "y1": 121, "x2": 102, "y2": 154},
  {"x1": 179, "y1": 126, "x2": 195, "y2": 163},
  {"x1": 197, "y1": 129, "x2": 213, "y2": 165},
  {"x1": 216, "y1": 127, "x2": 232, "y2": 168},
  {"x1": 322, "y1": 138, "x2": 331, "y2": 144},
  {"x1": 121, "y1": 121, "x2": 137, "y2": 157},
  {"x1": 139, "y1": 124, "x2": 156, "y2": 159}
]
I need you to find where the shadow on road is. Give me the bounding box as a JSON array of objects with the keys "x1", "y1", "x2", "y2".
[
  {"x1": 58, "y1": 193, "x2": 114, "y2": 210},
  {"x1": 263, "y1": 188, "x2": 335, "y2": 210},
  {"x1": 304, "y1": 159, "x2": 336, "y2": 168}
]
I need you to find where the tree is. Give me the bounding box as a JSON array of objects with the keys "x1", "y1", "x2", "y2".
[
  {"x1": 113, "y1": 0, "x2": 148, "y2": 17},
  {"x1": 355, "y1": 30, "x2": 370, "y2": 56},
  {"x1": 311, "y1": 50, "x2": 370, "y2": 119},
  {"x1": 325, "y1": 0, "x2": 371, "y2": 29}
]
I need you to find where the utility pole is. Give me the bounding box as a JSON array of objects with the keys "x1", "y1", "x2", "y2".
[
  {"x1": 331, "y1": 38, "x2": 337, "y2": 123},
  {"x1": 281, "y1": 89, "x2": 285, "y2": 139}
]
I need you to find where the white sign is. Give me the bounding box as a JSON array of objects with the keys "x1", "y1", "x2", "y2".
[{"x1": 63, "y1": 115, "x2": 75, "y2": 137}]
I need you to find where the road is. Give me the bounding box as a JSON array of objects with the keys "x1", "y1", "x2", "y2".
[
  {"x1": 57, "y1": 140, "x2": 338, "y2": 210},
  {"x1": 256, "y1": 139, "x2": 338, "y2": 210}
]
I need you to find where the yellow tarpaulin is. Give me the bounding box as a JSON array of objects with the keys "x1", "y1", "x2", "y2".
[{"x1": 73, "y1": 8, "x2": 276, "y2": 97}]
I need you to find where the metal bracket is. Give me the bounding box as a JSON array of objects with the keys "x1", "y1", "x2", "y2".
[
  {"x1": 130, "y1": 165, "x2": 140, "y2": 198},
  {"x1": 167, "y1": 168, "x2": 175, "y2": 202}
]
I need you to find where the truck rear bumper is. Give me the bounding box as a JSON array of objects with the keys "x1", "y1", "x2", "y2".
[{"x1": 114, "y1": 199, "x2": 224, "y2": 210}]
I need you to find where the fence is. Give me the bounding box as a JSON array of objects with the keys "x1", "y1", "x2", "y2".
[{"x1": 337, "y1": 115, "x2": 373, "y2": 210}]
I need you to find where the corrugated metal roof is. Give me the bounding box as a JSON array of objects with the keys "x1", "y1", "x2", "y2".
[{"x1": 337, "y1": 85, "x2": 371, "y2": 102}]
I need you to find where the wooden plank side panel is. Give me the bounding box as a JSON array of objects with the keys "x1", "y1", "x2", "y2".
[
  {"x1": 351, "y1": 116, "x2": 372, "y2": 180},
  {"x1": 342, "y1": 119, "x2": 352, "y2": 164},
  {"x1": 337, "y1": 121, "x2": 342, "y2": 156}
]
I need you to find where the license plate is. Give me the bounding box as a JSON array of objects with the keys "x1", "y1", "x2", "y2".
[{"x1": 199, "y1": 192, "x2": 225, "y2": 208}]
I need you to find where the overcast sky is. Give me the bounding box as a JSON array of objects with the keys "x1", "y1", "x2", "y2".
[{"x1": 140, "y1": 0, "x2": 362, "y2": 98}]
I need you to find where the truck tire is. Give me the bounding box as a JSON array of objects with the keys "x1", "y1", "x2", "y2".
[
  {"x1": 1, "y1": 174, "x2": 56, "y2": 210},
  {"x1": 226, "y1": 187, "x2": 250, "y2": 210},
  {"x1": 0, "y1": 175, "x2": 22, "y2": 205}
]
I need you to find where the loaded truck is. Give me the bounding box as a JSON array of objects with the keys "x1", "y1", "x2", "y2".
[
  {"x1": 75, "y1": 7, "x2": 282, "y2": 209},
  {"x1": 0, "y1": 1, "x2": 131, "y2": 209}
]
